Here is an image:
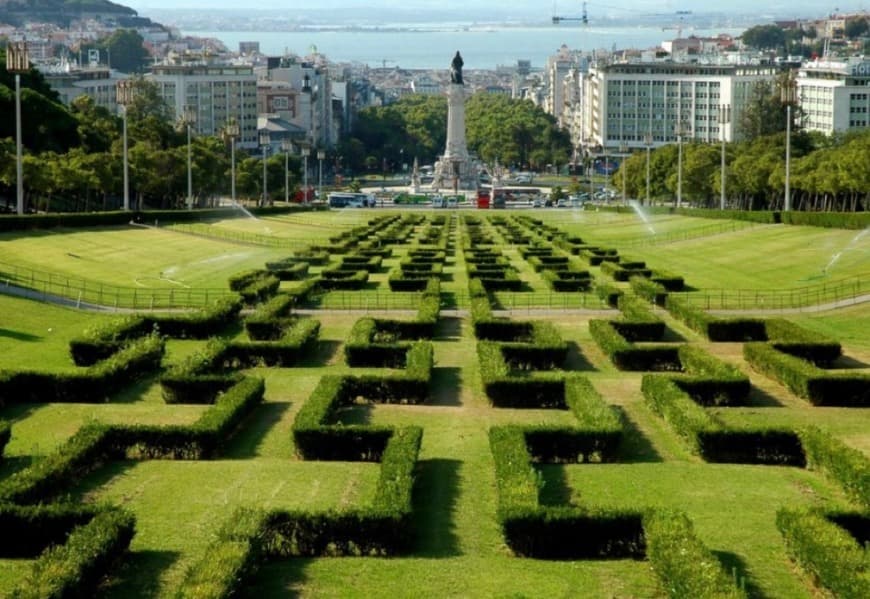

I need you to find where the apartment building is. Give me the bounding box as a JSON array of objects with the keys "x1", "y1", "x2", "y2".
[{"x1": 797, "y1": 58, "x2": 870, "y2": 134}]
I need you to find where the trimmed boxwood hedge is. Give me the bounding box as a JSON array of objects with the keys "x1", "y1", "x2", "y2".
[
  {"x1": 645, "y1": 509, "x2": 748, "y2": 599},
  {"x1": 264, "y1": 260, "x2": 309, "y2": 280},
  {"x1": 12, "y1": 508, "x2": 136, "y2": 599},
  {"x1": 0, "y1": 377, "x2": 265, "y2": 504},
  {"x1": 665, "y1": 296, "x2": 767, "y2": 342},
  {"x1": 777, "y1": 508, "x2": 870, "y2": 598},
  {"x1": 744, "y1": 342, "x2": 869, "y2": 406},
  {"x1": 0, "y1": 334, "x2": 165, "y2": 406},
  {"x1": 589, "y1": 320, "x2": 680, "y2": 371},
  {"x1": 630, "y1": 276, "x2": 669, "y2": 306},
  {"x1": 800, "y1": 426, "x2": 870, "y2": 509}
]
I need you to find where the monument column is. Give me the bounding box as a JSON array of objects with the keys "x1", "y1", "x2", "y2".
[{"x1": 434, "y1": 51, "x2": 475, "y2": 190}]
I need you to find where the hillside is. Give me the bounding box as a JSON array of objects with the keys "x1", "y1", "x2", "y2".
[{"x1": 0, "y1": 0, "x2": 143, "y2": 27}]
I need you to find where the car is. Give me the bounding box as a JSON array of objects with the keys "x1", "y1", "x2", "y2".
[
  {"x1": 513, "y1": 174, "x2": 531, "y2": 184},
  {"x1": 556, "y1": 198, "x2": 568, "y2": 208},
  {"x1": 446, "y1": 197, "x2": 458, "y2": 208},
  {"x1": 532, "y1": 198, "x2": 543, "y2": 208}
]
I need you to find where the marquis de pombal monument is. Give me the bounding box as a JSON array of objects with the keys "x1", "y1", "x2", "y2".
[{"x1": 433, "y1": 51, "x2": 476, "y2": 191}]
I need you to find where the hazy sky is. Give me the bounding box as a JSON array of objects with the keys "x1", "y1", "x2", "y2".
[{"x1": 124, "y1": 0, "x2": 869, "y2": 20}]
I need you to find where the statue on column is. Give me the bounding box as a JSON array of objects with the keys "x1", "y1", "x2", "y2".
[{"x1": 450, "y1": 51, "x2": 464, "y2": 85}]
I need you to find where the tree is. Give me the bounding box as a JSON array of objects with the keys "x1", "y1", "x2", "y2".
[
  {"x1": 94, "y1": 30, "x2": 151, "y2": 74},
  {"x1": 741, "y1": 25, "x2": 786, "y2": 51},
  {"x1": 845, "y1": 18, "x2": 869, "y2": 40}
]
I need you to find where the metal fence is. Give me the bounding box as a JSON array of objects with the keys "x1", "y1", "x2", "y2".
[
  {"x1": 597, "y1": 220, "x2": 759, "y2": 249},
  {"x1": 165, "y1": 223, "x2": 311, "y2": 249},
  {"x1": 672, "y1": 276, "x2": 867, "y2": 311},
  {"x1": 0, "y1": 262, "x2": 232, "y2": 309}
]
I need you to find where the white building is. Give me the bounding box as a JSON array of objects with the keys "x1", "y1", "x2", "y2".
[
  {"x1": 38, "y1": 61, "x2": 121, "y2": 110},
  {"x1": 148, "y1": 58, "x2": 259, "y2": 147},
  {"x1": 797, "y1": 58, "x2": 870, "y2": 134},
  {"x1": 258, "y1": 57, "x2": 333, "y2": 148},
  {"x1": 582, "y1": 59, "x2": 778, "y2": 150}
]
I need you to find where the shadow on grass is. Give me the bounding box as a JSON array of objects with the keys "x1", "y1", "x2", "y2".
[
  {"x1": 429, "y1": 367, "x2": 462, "y2": 407},
  {"x1": 434, "y1": 316, "x2": 462, "y2": 341},
  {"x1": 613, "y1": 406, "x2": 663, "y2": 463},
  {"x1": 832, "y1": 354, "x2": 870, "y2": 369},
  {"x1": 301, "y1": 340, "x2": 341, "y2": 367},
  {"x1": 537, "y1": 464, "x2": 576, "y2": 507},
  {"x1": 412, "y1": 458, "x2": 462, "y2": 558},
  {"x1": 100, "y1": 549, "x2": 181, "y2": 599},
  {"x1": 565, "y1": 341, "x2": 596, "y2": 371},
  {"x1": 239, "y1": 559, "x2": 308, "y2": 598},
  {"x1": 223, "y1": 401, "x2": 293, "y2": 459},
  {"x1": 439, "y1": 292, "x2": 460, "y2": 310},
  {"x1": 112, "y1": 372, "x2": 162, "y2": 404},
  {"x1": 332, "y1": 403, "x2": 372, "y2": 426},
  {"x1": 712, "y1": 550, "x2": 766, "y2": 599},
  {"x1": 69, "y1": 460, "x2": 136, "y2": 501},
  {"x1": 746, "y1": 384, "x2": 785, "y2": 408},
  {"x1": 0, "y1": 455, "x2": 34, "y2": 482},
  {"x1": 660, "y1": 327, "x2": 687, "y2": 343},
  {"x1": 0, "y1": 328, "x2": 41, "y2": 342}
]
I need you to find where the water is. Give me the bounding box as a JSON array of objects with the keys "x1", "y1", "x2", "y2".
[
  {"x1": 628, "y1": 200, "x2": 655, "y2": 234},
  {"x1": 822, "y1": 227, "x2": 869, "y2": 274},
  {"x1": 229, "y1": 199, "x2": 257, "y2": 219},
  {"x1": 185, "y1": 25, "x2": 746, "y2": 69}
]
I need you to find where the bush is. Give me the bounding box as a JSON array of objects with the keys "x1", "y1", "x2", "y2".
[
  {"x1": 744, "y1": 343, "x2": 870, "y2": 406},
  {"x1": 0, "y1": 334, "x2": 165, "y2": 406},
  {"x1": 800, "y1": 426, "x2": 870, "y2": 509},
  {"x1": 12, "y1": 508, "x2": 135, "y2": 599},
  {"x1": 645, "y1": 509, "x2": 747, "y2": 599},
  {"x1": 777, "y1": 508, "x2": 870, "y2": 598}
]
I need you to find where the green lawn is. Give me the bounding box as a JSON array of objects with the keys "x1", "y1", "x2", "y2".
[{"x1": 0, "y1": 213, "x2": 868, "y2": 597}]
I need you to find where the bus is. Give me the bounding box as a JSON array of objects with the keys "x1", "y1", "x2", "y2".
[{"x1": 328, "y1": 192, "x2": 376, "y2": 208}]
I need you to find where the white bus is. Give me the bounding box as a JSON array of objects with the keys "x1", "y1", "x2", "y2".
[{"x1": 328, "y1": 192, "x2": 376, "y2": 208}]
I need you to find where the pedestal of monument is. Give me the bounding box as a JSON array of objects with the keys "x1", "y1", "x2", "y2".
[{"x1": 433, "y1": 82, "x2": 477, "y2": 191}]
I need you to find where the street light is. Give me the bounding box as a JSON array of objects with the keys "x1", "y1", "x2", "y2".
[
  {"x1": 301, "y1": 146, "x2": 310, "y2": 203},
  {"x1": 782, "y1": 76, "x2": 797, "y2": 212},
  {"x1": 618, "y1": 143, "x2": 628, "y2": 205},
  {"x1": 674, "y1": 121, "x2": 686, "y2": 209},
  {"x1": 718, "y1": 104, "x2": 731, "y2": 210},
  {"x1": 281, "y1": 138, "x2": 293, "y2": 204},
  {"x1": 222, "y1": 119, "x2": 240, "y2": 206},
  {"x1": 259, "y1": 130, "x2": 271, "y2": 207},
  {"x1": 116, "y1": 79, "x2": 135, "y2": 211},
  {"x1": 644, "y1": 133, "x2": 653, "y2": 206},
  {"x1": 6, "y1": 41, "x2": 28, "y2": 216},
  {"x1": 183, "y1": 105, "x2": 197, "y2": 210},
  {"x1": 317, "y1": 149, "x2": 326, "y2": 203}
]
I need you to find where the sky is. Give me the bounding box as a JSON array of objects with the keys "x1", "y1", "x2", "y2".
[{"x1": 122, "y1": 1, "x2": 870, "y2": 20}]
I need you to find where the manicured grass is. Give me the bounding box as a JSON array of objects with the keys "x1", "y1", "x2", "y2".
[{"x1": 0, "y1": 213, "x2": 868, "y2": 597}]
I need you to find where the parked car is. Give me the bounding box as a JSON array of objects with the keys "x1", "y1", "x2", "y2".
[
  {"x1": 446, "y1": 197, "x2": 458, "y2": 208},
  {"x1": 556, "y1": 198, "x2": 568, "y2": 208},
  {"x1": 513, "y1": 174, "x2": 531, "y2": 184},
  {"x1": 532, "y1": 198, "x2": 543, "y2": 208}
]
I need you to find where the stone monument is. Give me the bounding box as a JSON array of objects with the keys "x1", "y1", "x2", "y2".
[{"x1": 433, "y1": 51, "x2": 477, "y2": 191}]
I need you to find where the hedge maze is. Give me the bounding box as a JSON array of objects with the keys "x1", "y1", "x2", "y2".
[{"x1": 0, "y1": 211, "x2": 868, "y2": 596}]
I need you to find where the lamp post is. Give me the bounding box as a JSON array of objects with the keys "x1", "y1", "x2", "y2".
[
  {"x1": 674, "y1": 122, "x2": 685, "y2": 209},
  {"x1": 317, "y1": 149, "x2": 325, "y2": 203},
  {"x1": 281, "y1": 139, "x2": 292, "y2": 204},
  {"x1": 644, "y1": 133, "x2": 653, "y2": 206},
  {"x1": 183, "y1": 105, "x2": 197, "y2": 210},
  {"x1": 782, "y1": 76, "x2": 797, "y2": 212},
  {"x1": 6, "y1": 41, "x2": 28, "y2": 215},
  {"x1": 301, "y1": 146, "x2": 310, "y2": 203},
  {"x1": 619, "y1": 143, "x2": 628, "y2": 205},
  {"x1": 259, "y1": 130, "x2": 271, "y2": 207},
  {"x1": 222, "y1": 119, "x2": 240, "y2": 206},
  {"x1": 116, "y1": 79, "x2": 135, "y2": 211},
  {"x1": 718, "y1": 104, "x2": 731, "y2": 210}
]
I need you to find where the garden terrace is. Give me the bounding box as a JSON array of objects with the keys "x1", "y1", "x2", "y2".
[{"x1": 0, "y1": 209, "x2": 867, "y2": 597}]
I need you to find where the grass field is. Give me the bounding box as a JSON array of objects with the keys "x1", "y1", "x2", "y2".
[{"x1": 0, "y1": 210, "x2": 868, "y2": 597}]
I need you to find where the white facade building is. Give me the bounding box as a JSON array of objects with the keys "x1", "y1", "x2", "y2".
[
  {"x1": 797, "y1": 59, "x2": 870, "y2": 134},
  {"x1": 148, "y1": 60, "x2": 259, "y2": 146},
  {"x1": 582, "y1": 60, "x2": 778, "y2": 150}
]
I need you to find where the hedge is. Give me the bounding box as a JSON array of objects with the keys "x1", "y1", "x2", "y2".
[
  {"x1": 317, "y1": 270, "x2": 369, "y2": 290},
  {"x1": 589, "y1": 319, "x2": 680, "y2": 371},
  {"x1": 0, "y1": 377, "x2": 265, "y2": 504},
  {"x1": 244, "y1": 294, "x2": 296, "y2": 340},
  {"x1": 0, "y1": 420, "x2": 11, "y2": 458},
  {"x1": 540, "y1": 269, "x2": 592, "y2": 292},
  {"x1": 595, "y1": 282, "x2": 624, "y2": 307},
  {"x1": 613, "y1": 295, "x2": 666, "y2": 341},
  {"x1": 0, "y1": 334, "x2": 165, "y2": 405},
  {"x1": 665, "y1": 296, "x2": 767, "y2": 342},
  {"x1": 800, "y1": 426, "x2": 870, "y2": 509},
  {"x1": 777, "y1": 508, "x2": 870, "y2": 598},
  {"x1": 645, "y1": 509, "x2": 748, "y2": 599},
  {"x1": 744, "y1": 342, "x2": 870, "y2": 406},
  {"x1": 478, "y1": 341, "x2": 566, "y2": 408},
  {"x1": 0, "y1": 503, "x2": 98, "y2": 558},
  {"x1": 264, "y1": 260, "x2": 309, "y2": 280},
  {"x1": 11, "y1": 508, "x2": 136, "y2": 599},
  {"x1": 765, "y1": 318, "x2": 842, "y2": 366},
  {"x1": 630, "y1": 276, "x2": 669, "y2": 306},
  {"x1": 779, "y1": 211, "x2": 870, "y2": 229},
  {"x1": 650, "y1": 270, "x2": 685, "y2": 292},
  {"x1": 675, "y1": 208, "x2": 778, "y2": 224}
]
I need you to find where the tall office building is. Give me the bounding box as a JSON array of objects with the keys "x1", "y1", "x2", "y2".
[{"x1": 798, "y1": 58, "x2": 870, "y2": 134}]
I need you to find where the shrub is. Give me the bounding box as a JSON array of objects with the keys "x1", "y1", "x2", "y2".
[
  {"x1": 12, "y1": 508, "x2": 135, "y2": 599},
  {"x1": 744, "y1": 343, "x2": 870, "y2": 406},
  {"x1": 589, "y1": 320, "x2": 680, "y2": 371},
  {"x1": 800, "y1": 426, "x2": 870, "y2": 509},
  {"x1": 645, "y1": 509, "x2": 747, "y2": 599},
  {"x1": 777, "y1": 508, "x2": 870, "y2": 598},
  {"x1": 630, "y1": 276, "x2": 669, "y2": 305}
]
